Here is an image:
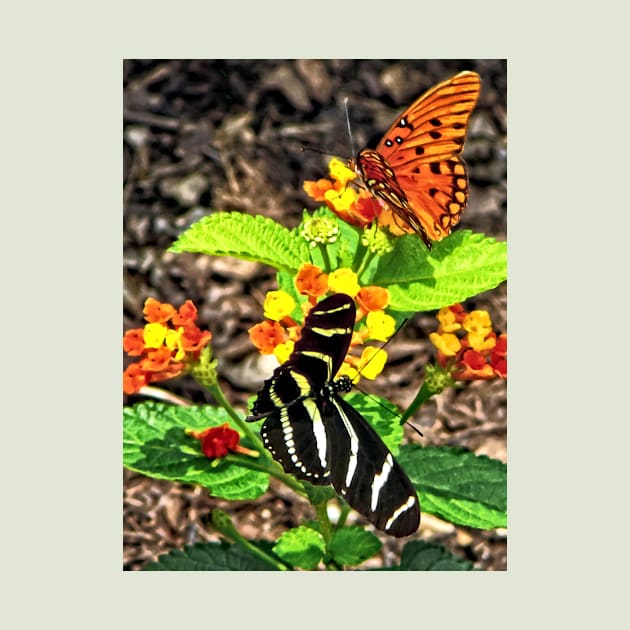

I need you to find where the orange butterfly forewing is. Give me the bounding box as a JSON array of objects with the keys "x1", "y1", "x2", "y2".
[{"x1": 352, "y1": 71, "x2": 481, "y2": 249}]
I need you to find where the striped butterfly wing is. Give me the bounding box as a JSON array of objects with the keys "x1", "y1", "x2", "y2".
[
  {"x1": 250, "y1": 294, "x2": 356, "y2": 485},
  {"x1": 249, "y1": 293, "x2": 420, "y2": 537},
  {"x1": 322, "y1": 392, "x2": 420, "y2": 537}
]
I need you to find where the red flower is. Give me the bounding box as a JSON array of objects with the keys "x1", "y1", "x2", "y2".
[{"x1": 186, "y1": 424, "x2": 258, "y2": 459}]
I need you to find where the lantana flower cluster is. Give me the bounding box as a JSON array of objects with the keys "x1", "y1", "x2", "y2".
[
  {"x1": 429, "y1": 304, "x2": 507, "y2": 381},
  {"x1": 248, "y1": 263, "x2": 397, "y2": 383},
  {"x1": 123, "y1": 298, "x2": 212, "y2": 394},
  {"x1": 302, "y1": 157, "x2": 409, "y2": 236}
]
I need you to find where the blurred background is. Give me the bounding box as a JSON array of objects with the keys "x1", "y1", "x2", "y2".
[{"x1": 123, "y1": 59, "x2": 507, "y2": 570}]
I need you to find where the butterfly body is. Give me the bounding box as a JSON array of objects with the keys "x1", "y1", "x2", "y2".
[
  {"x1": 248, "y1": 294, "x2": 420, "y2": 538},
  {"x1": 352, "y1": 70, "x2": 481, "y2": 248}
]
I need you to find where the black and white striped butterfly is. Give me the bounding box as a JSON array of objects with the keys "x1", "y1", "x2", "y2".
[{"x1": 247, "y1": 293, "x2": 420, "y2": 537}]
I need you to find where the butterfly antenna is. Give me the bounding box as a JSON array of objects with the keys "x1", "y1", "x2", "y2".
[
  {"x1": 300, "y1": 145, "x2": 337, "y2": 158},
  {"x1": 344, "y1": 97, "x2": 357, "y2": 157},
  {"x1": 353, "y1": 316, "x2": 409, "y2": 381},
  {"x1": 405, "y1": 421, "x2": 424, "y2": 438},
  {"x1": 349, "y1": 316, "x2": 424, "y2": 436}
]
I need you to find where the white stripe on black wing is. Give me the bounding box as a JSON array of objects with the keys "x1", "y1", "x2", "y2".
[
  {"x1": 323, "y1": 393, "x2": 420, "y2": 537},
  {"x1": 248, "y1": 293, "x2": 420, "y2": 537}
]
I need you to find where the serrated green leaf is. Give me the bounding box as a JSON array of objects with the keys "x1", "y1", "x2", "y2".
[
  {"x1": 344, "y1": 392, "x2": 403, "y2": 454},
  {"x1": 398, "y1": 445, "x2": 507, "y2": 529},
  {"x1": 399, "y1": 540, "x2": 475, "y2": 570},
  {"x1": 169, "y1": 211, "x2": 311, "y2": 273},
  {"x1": 272, "y1": 526, "x2": 326, "y2": 570},
  {"x1": 143, "y1": 541, "x2": 279, "y2": 571},
  {"x1": 330, "y1": 526, "x2": 382, "y2": 566},
  {"x1": 123, "y1": 401, "x2": 269, "y2": 500},
  {"x1": 372, "y1": 231, "x2": 507, "y2": 312}
]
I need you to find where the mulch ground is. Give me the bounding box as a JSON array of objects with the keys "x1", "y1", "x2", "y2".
[{"x1": 123, "y1": 59, "x2": 507, "y2": 571}]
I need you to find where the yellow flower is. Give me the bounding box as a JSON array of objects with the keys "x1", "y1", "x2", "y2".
[
  {"x1": 337, "y1": 361, "x2": 360, "y2": 383},
  {"x1": 164, "y1": 327, "x2": 186, "y2": 361},
  {"x1": 328, "y1": 158, "x2": 357, "y2": 187},
  {"x1": 143, "y1": 322, "x2": 167, "y2": 349},
  {"x1": 429, "y1": 332, "x2": 461, "y2": 357},
  {"x1": 467, "y1": 332, "x2": 496, "y2": 353},
  {"x1": 328, "y1": 268, "x2": 360, "y2": 297},
  {"x1": 324, "y1": 187, "x2": 358, "y2": 213},
  {"x1": 263, "y1": 290, "x2": 296, "y2": 321},
  {"x1": 437, "y1": 306, "x2": 462, "y2": 333},
  {"x1": 273, "y1": 340, "x2": 295, "y2": 364},
  {"x1": 356, "y1": 347, "x2": 388, "y2": 380},
  {"x1": 462, "y1": 310, "x2": 493, "y2": 337},
  {"x1": 366, "y1": 310, "x2": 396, "y2": 342}
]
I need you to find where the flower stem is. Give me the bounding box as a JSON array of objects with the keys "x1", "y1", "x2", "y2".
[
  {"x1": 224, "y1": 453, "x2": 308, "y2": 498},
  {"x1": 400, "y1": 381, "x2": 433, "y2": 424},
  {"x1": 319, "y1": 242, "x2": 332, "y2": 272},
  {"x1": 354, "y1": 246, "x2": 374, "y2": 281}
]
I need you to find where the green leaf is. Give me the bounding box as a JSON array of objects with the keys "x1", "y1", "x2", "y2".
[
  {"x1": 302, "y1": 482, "x2": 337, "y2": 506},
  {"x1": 123, "y1": 401, "x2": 269, "y2": 500},
  {"x1": 169, "y1": 211, "x2": 311, "y2": 273},
  {"x1": 143, "y1": 541, "x2": 279, "y2": 571},
  {"x1": 344, "y1": 392, "x2": 404, "y2": 454},
  {"x1": 334, "y1": 213, "x2": 362, "y2": 269},
  {"x1": 398, "y1": 445, "x2": 507, "y2": 529},
  {"x1": 372, "y1": 231, "x2": 507, "y2": 311},
  {"x1": 272, "y1": 526, "x2": 326, "y2": 570},
  {"x1": 399, "y1": 540, "x2": 475, "y2": 570},
  {"x1": 330, "y1": 526, "x2": 382, "y2": 566}
]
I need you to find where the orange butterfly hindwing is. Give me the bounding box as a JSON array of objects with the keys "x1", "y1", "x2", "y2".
[{"x1": 354, "y1": 71, "x2": 481, "y2": 249}]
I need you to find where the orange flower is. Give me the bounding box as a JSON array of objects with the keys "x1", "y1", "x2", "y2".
[
  {"x1": 123, "y1": 298, "x2": 212, "y2": 395},
  {"x1": 172, "y1": 300, "x2": 199, "y2": 327},
  {"x1": 303, "y1": 178, "x2": 334, "y2": 201},
  {"x1": 141, "y1": 346, "x2": 175, "y2": 372},
  {"x1": 295, "y1": 264, "x2": 329, "y2": 298},
  {"x1": 181, "y1": 326, "x2": 213, "y2": 352},
  {"x1": 123, "y1": 363, "x2": 148, "y2": 394},
  {"x1": 249, "y1": 320, "x2": 287, "y2": 354},
  {"x1": 123, "y1": 329, "x2": 145, "y2": 356},
  {"x1": 143, "y1": 297, "x2": 176, "y2": 323},
  {"x1": 356, "y1": 286, "x2": 389, "y2": 313}
]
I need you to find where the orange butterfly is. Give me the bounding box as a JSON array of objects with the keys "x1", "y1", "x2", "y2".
[{"x1": 349, "y1": 71, "x2": 481, "y2": 249}]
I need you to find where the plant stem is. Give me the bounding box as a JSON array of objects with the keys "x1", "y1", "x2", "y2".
[
  {"x1": 224, "y1": 454, "x2": 308, "y2": 498},
  {"x1": 319, "y1": 243, "x2": 332, "y2": 271},
  {"x1": 400, "y1": 379, "x2": 438, "y2": 424},
  {"x1": 354, "y1": 246, "x2": 374, "y2": 281},
  {"x1": 336, "y1": 501, "x2": 350, "y2": 529},
  {"x1": 315, "y1": 500, "x2": 333, "y2": 543}
]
